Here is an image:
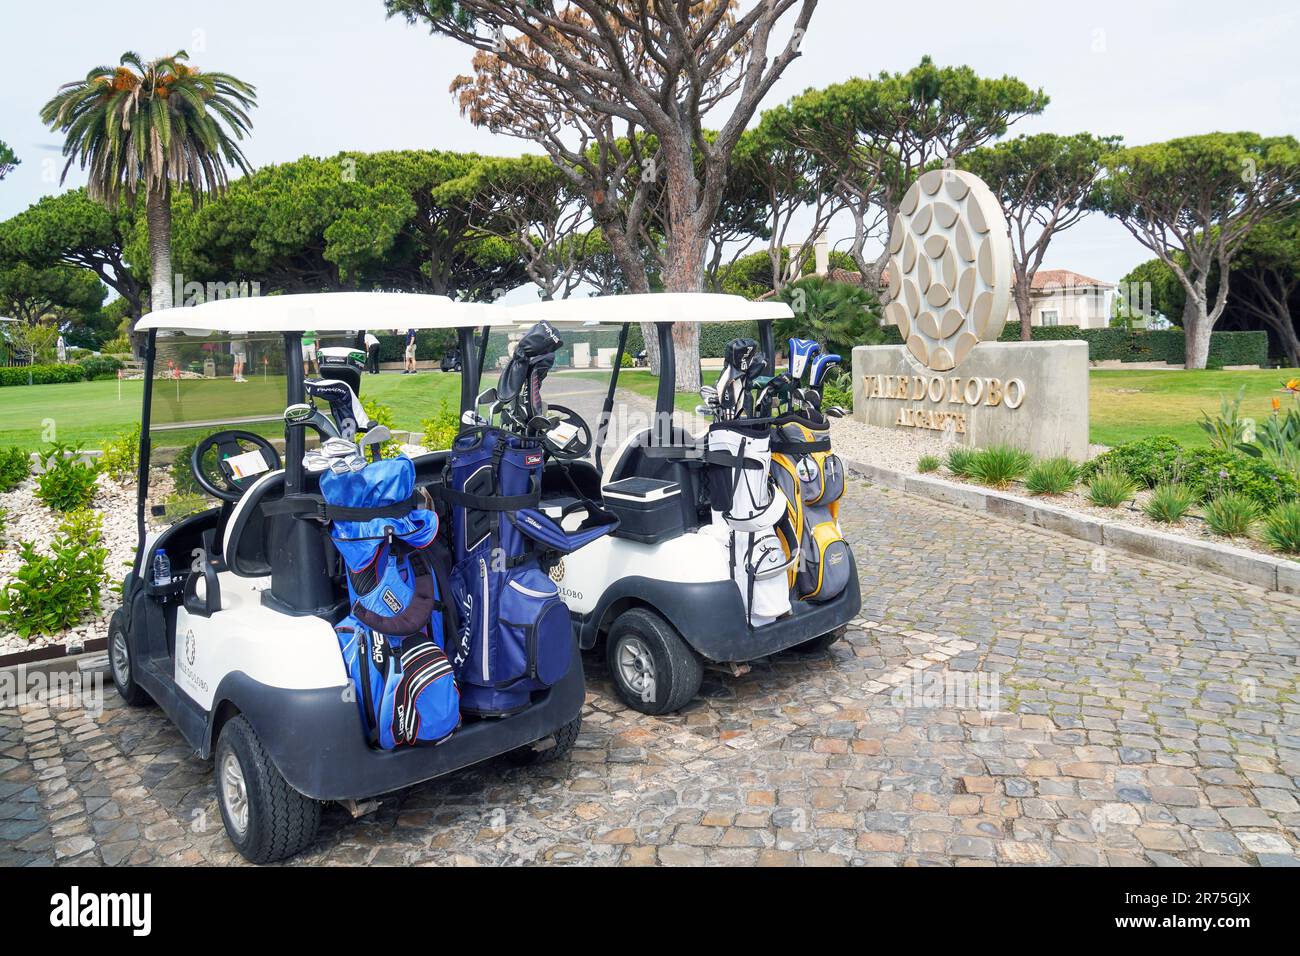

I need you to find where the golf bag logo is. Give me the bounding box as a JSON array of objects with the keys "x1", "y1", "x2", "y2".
[
  {"x1": 371, "y1": 633, "x2": 386, "y2": 667},
  {"x1": 381, "y1": 589, "x2": 403, "y2": 614},
  {"x1": 184, "y1": 629, "x2": 196, "y2": 666},
  {"x1": 548, "y1": 558, "x2": 565, "y2": 584}
]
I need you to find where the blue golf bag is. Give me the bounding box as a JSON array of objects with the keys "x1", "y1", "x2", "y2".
[
  {"x1": 320, "y1": 457, "x2": 460, "y2": 748},
  {"x1": 443, "y1": 426, "x2": 616, "y2": 716}
]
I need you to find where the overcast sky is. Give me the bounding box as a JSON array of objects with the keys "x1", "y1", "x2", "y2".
[{"x1": 2, "y1": 0, "x2": 1296, "y2": 291}]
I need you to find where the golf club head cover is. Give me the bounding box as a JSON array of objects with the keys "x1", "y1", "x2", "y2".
[
  {"x1": 810, "y1": 353, "x2": 842, "y2": 388},
  {"x1": 306, "y1": 378, "x2": 372, "y2": 440},
  {"x1": 788, "y1": 338, "x2": 820, "y2": 382}
]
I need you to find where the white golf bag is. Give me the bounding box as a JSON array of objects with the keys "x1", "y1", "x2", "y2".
[{"x1": 704, "y1": 422, "x2": 798, "y2": 627}]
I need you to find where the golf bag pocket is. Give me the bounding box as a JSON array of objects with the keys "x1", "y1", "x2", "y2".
[
  {"x1": 499, "y1": 568, "x2": 573, "y2": 688},
  {"x1": 796, "y1": 512, "x2": 851, "y2": 602},
  {"x1": 376, "y1": 637, "x2": 459, "y2": 748}
]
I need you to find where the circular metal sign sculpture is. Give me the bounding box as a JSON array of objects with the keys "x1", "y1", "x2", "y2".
[{"x1": 884, "y1": 169, "x2": 1012, "y2": 372}]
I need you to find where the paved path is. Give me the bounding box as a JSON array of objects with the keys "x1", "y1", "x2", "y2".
[{"x1": 3, "y1": 478, "x2": 1299, "y2": 866}]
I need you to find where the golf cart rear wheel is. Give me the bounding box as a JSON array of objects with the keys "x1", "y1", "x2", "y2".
[
  {"x1": 606, "y1": 609, "x2": 702, "y2": 716},
  {"x1": 108, "y1": 612, "x2": 150, "y2": 706},
  {"x1": 794, "y1": 625, "x2": 848, "y2": 654},
  {"x1": 505, "y1": 714, "x2": 582, "y2": 767},
  {"x1": 215, "y1": 715, "x2": 320, "y2": 864}
]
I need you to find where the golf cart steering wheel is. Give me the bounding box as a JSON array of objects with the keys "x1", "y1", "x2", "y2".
[
  {"x1": 191, "y1": 431, "x2": 282, "y2": 503},
  {"x1": 539, "y1": 403, "x2": 593, "y2": 461}
]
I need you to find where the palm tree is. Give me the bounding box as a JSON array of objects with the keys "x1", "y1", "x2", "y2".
[{"x1": 41, "y1": 50, "x2": 256, "y2": 314}]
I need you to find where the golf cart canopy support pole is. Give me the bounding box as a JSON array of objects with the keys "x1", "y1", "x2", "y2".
[
  {"x1": 459, "y1": 326, "x2": 480, "y2": 415},
  {"x1": 595, "y1": 321, "x2": 630, "y2": 475},
  {"x1": 132, "y1": 329, "x2": 158, "y2": 584},
  {"x1": 654, "y1": 321, "x2": 675, "y2": 447}
]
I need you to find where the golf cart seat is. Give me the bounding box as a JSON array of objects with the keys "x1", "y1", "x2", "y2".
[{"x1": 222, "y1": 470, "x2": 289, "y2": 578}]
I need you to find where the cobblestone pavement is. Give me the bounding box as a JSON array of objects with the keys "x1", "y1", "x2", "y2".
[{"x1": 3, "y1": 478, "x2": 1299, "y2": 867}]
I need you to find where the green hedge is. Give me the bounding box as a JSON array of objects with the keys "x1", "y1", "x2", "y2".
[
  {"x1": 0, "y1": 364, "x2": 87, "y2": 387},
  {"x1": 373, "y1": 330, "x2": 456, "y2": 363},
  {"x1": 997, "y1": 323, "x2": 1268, "y2": 367},
  {"x1": 624, "y1": 321, "x2": 761, "y2": 359},
  {"x1": 75, "y1": 355, "x2": 125, "y2": 380}
]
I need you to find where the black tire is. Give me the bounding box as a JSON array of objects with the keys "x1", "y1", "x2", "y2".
[
  {"x1": 108, "y1": 612, "x2": 151, "y2": 706},
  {"x1": 505, "y1": 713, "x2": 582, "y2": 767},
  {"x1": 215, "y1": 715, "x2": 321, "y2": 864},
  {"x1": 793, "y1": 625, "x2": 848, "y2": 654},
  {"x1": 605, "y1": 608, "x2": 702, "y2": 715}
]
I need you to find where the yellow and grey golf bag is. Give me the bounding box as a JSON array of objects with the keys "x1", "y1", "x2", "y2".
[{"x1": 771, "y1": 412, "x2": 851, "y2": 602}]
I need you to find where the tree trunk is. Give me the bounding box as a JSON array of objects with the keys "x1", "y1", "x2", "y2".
[
  {"x1": 1182, "y1": 286, "x2": 1212, "y2": 369},
  {"x1": 1015, "y1": 277, "x2": 1034, "y2": 341},
  {"x1": 146, "y1": 186, "x2": 173, "y2": 313},
  {"x1": 662, "y1": 226, "x2": 708, "y2": 395}
]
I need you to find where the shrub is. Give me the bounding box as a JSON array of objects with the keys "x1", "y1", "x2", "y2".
[
  {"x1": 620, "y1": 351, "x2": 634, "y2": 369},
  {"x1": 946, "y1": 446, "x2": 977, "y2": 478},
  {"x1": 967, "y1": 445, "x2": 1033, "y2": 489},
  {"x1": 1142, "y1": 482, "x2": 1197, "y2": 523},
  {"x1": 0, "y1": 446, "x2": 31, "y2": 492},
  {"x1": 34, "y1": 445, "x2": 99, "y2": 512},
  {"x1": 820, "y1": 368, "x2": 854, "y2": 412},
  {"x1": 1261, "y1": 501, "x2": 1300, "y2": 554},
  {"x1": 1087, "y1": 466, "x2": 1136, "y2": 508},
  {"x1": 100, "y1": 335, "x2": 133, "y2": 355},
  {"x1": 76, "y1": 354, "x2": 125, "y2": 380},
  {"x1": 0, "y1": 364, "x2": 87, "y2": 387},
  {"x1": 419, "y1": 401, "x2": 460, "y2": 452},
  {"x1": 1024, "y1": 457, "x2": 1079, "y2": 496},
  {"x1": 916, "y1": 454, "x2": 941, "y2": 474},
  {"x1": 1084, "y1": 436, "x2": 1298, "y2": 508},
  {"x1": 997, "y1": 323, "x2": 1268, "y2": 367},
  {"x1": 99, "y1": 424, "x2": 140, "y2": 480},
  {"x1": 1202, "y1": 493, "x2": 1261, "y2": 538},
  {"x1": 361, "y1": 397, "x2": 402, "y2": 458},
  {"x1": 0, "y1": 509, "x2": 109, "y2": 639}
]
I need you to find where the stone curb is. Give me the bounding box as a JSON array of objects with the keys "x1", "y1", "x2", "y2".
[{"x1": 844, "y1": 458, "x2": 1300, "y2": 597}]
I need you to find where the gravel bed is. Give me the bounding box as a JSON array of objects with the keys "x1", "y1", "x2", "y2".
[
  {"x1": 830, "y1": 416, "x2": 1293, "y2": 564},
  {"x1": 0, "y1": 472, "x2": 149, "y2": 656}
]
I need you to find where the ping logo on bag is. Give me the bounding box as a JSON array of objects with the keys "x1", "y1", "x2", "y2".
[
  {"x1": 371, "y1": 634, "x2": 386, "y2": 666},
  {"x1": 381, "y1": 588, "x2": 403, "y2": 613}
]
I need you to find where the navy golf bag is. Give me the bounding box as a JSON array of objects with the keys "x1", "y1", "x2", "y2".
[
  {"x1": 321, "y1": 457, "x2": 460, "y2": 748},
  {"x1": 443, "y1": 426, "x2": 616, "y2": 716}
]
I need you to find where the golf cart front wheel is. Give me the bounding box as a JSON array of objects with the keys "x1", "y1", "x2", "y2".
[
  {"x1": 215, "y1": 715, "x2": 321, "y2": 864},
  {"x1": 108, "y1": 612, "x2": 151, "y2": 707},
  {"x1": 505, "y1": 714, "x2": 582, "y2": 767},
  {"x1": 606, "y1": 609, "x2": 702, "y2": 716},
  {"x1": 794, "y1": 625, "x2": 848, "y2": 654}
]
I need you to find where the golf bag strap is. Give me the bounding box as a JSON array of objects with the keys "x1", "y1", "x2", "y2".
[
  {"x1": 352, "y1": 549, "x2": 440, "y2": 637},
  {"x1": 263, "y1": 492, "x2": 424, "y2": 522},
  {"x1": 436, "y1": 485, "x2": 540, "y2": 512},
  {"x1": 644, "y1": 445, "x2": 764, "y2": 470},
  {"x1": 770, "y1": 436, "x2": 831, "y2": 454}
]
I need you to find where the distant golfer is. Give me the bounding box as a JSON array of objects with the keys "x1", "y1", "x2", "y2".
[
  {"x1": 365, "y1": 331, "x2": 380, "y2": 374},
  {"x1": 231, "y1": 334, "x2": 247, "y2": 383},
  {"x1": 303, "y1": 329, "x2": 318, "y2": 376},
  {"x1": 56, "y1": 334, "x2": 67, "y2": 364},
  {"x1": 403, "y1": 328, "x2": 417, "y2": 374}
]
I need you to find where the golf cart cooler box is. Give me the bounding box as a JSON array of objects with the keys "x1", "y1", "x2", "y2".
[
  {"x1": 209, "y1": 646, "x2": 586, "y2": 802},
  {"x1": 602, "y1": 477, "x2": 685, "y2": 544}
]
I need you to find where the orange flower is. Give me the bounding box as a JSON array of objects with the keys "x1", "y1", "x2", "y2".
[
  {"x1": 1286, "y1": 378, "x2": 1300, "y2": 393},
  {"x1": 1274, "y1": 397, "x2": 1283, "y2": 411}
]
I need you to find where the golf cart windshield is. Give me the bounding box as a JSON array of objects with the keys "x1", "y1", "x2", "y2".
[{"x1": 145, "y1": 329, "x2": 296, "y2": 525}]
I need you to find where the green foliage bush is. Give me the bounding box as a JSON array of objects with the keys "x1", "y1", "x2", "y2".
[
  {"x1": 372, "y1": 329, "x2": 456, "y2": 364},
  {"x1": 820, "y1": 368, "x2": 853, "y2": 412},
  {"x1": 99, "y1": 424, "x2": 140, "y2": 480},
  {"x1": 419, "y1": 401, "x2": 460, "y2": 452},
  {"x1": 0, "y1": 364, "x2": 87, "y2": 387},
  {"x1": 1087, "y1": 466, "x2": 1137, "y2": 508},
  {"x1": 1201, "y1": 493, "x2": 1261, "y2": 538},
  {"x1": 1024, "y1": 457, "x2": 1079, "y2": 496},
  {"x1": 1084, "y1": 435, "x2": 1298, "y2": 508},
  {"x1": 361, "y1": 397, "x2": 402, "y2": 458},
  {"x1": 1261, "y1": 502, "x2": 1300, "y2": 554},
  {"x1": 1142, "y1": 482, "x2": 1197, "y2": 523},
  {"x1": 0, "y1": 446, "x2": 31, "y2": 492},
  {"x1": 34, "y1": 445, "x2": 99, "y2": 512},
  {"x1": 998, "y1": 323, "x2": 1268, "y2": 367},
  {"x1": 968, "y1": 445, "x2": 1033, "y2": 489},
  {"x1": 0, "y1": 509, "x2": 109, "y2": 639},
  {"x1": 916, "y1": 454, "x2": 940, "y2": 473},
  {"x1": 76, "y1": 354, "x2": 125, "y2": 380}
]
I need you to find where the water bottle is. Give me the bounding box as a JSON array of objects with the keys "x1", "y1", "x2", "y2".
[{"x1": 152, "y1": 549, "x2": 172, "y2": 587}]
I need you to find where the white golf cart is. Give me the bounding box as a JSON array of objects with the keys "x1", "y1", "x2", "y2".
[
  {"x1": 110, "y1": 292, "x2": 586, "y2": 863},
  {"x1": 504, "y1": 294, "x2": 862, "y2": 714}
]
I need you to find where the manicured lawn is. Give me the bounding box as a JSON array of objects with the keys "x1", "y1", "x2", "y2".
[
  {"x1": 0, "y1": 371, "x2": 462, "y2": 449},
  {"x1": 1090, "y1": 368, "x2": 1299, "y2": 447}
]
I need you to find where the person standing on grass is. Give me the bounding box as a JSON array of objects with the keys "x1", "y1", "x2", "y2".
[
  {"x1": 403, "y1": 328, "x2": 417, "y2": 374},
  {"x1": 231, "y1": 334, "x2": 247, "y2": 383},
  {"x1": 365, "y1": 331, "x2": 380, "y2": 374},
  {"x1": 303, "y1": 329, "x2": 318, "y2": 376}
]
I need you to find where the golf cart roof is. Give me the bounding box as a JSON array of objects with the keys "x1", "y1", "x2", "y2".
[
  {"x1": 136, "y1": 292, "x2": 510, "y2": 334},
  {"x1": 509, "y1": 293, "x2": 793, "y2": 326}
]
